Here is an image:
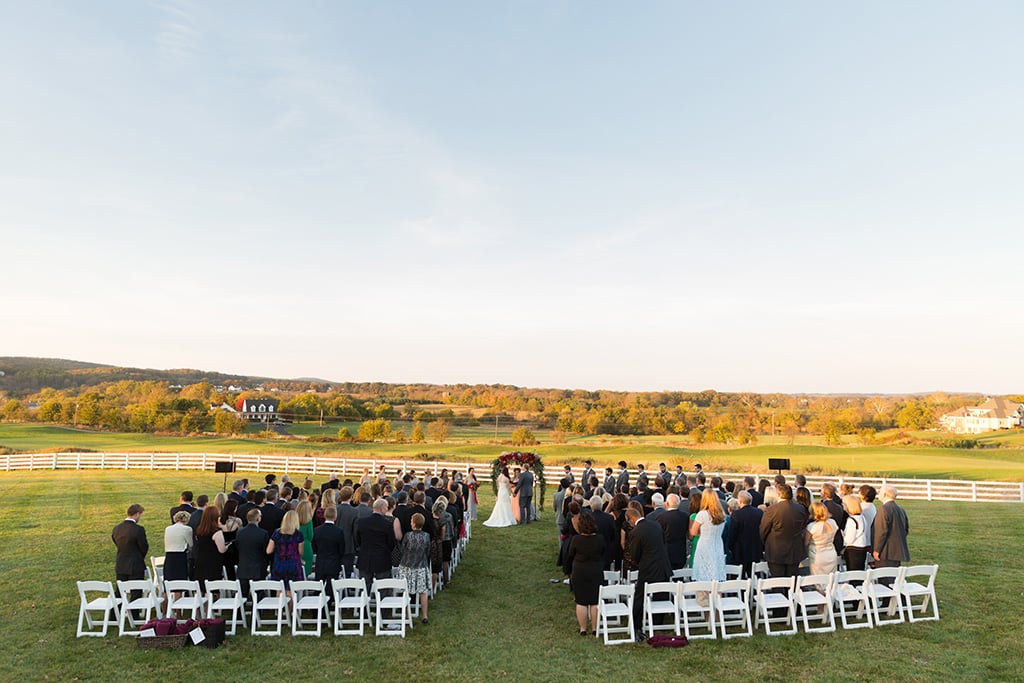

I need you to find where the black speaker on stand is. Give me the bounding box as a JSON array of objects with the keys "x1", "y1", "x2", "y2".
[
  {"x1": 768, "y1": 458, "x2": 790, "y2": 477},
  {"x1": 215, "y1": 461, "x2": 236, "y2": 492}
]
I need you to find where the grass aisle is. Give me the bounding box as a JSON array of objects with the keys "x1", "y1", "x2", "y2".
[{"x1": 0, "y1": 471, "x2": 1022, "y2": 681}]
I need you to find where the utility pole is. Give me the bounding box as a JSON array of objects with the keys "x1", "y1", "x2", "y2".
[{"x1": 494, "y1": 414, "x2": 499, "y2": 442}]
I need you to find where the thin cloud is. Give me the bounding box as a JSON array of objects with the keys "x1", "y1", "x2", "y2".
[{"x1": 152, "y1": 0, "x2": 200, "y2": 69}]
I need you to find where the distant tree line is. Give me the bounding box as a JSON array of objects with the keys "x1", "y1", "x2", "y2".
[{"x1": 0, "y1": 370, "x2": 998, "y2": 444}]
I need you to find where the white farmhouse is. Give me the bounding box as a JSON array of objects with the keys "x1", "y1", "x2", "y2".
[
  {"x1": 240, "y1": 398, "x2": 279, "y2": 422},
  {"x1": 939, "y1": 397, "x2": 1024, "y2": 434}
]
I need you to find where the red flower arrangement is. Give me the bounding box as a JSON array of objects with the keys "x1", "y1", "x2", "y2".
[{"x1": 490, "y1": 451, "x2": 546, "y2": 507}]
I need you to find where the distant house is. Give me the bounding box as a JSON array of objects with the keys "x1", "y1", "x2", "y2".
[
  {"x1": 940, "y1": 397, "x2": 1024, "y2": 434},
  {"x1": 210, "y1": 402, "x2": 238, "y2": 413},
  {"x1": 240, "y1": 398, "x2": 279, "y2": 422}
]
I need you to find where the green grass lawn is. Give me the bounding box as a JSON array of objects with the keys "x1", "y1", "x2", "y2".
[
  {"x1": 0, "y1": 469, "x2": 1021, "y2": 681},
  {"x1": 3, "y1": 423, "x2": 1024, "y2": 481}
]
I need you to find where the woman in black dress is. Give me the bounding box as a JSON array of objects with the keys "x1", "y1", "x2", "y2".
[
  {"x1": 193, "y1": 506, "x2": 228, "y2": 592},
  {"x1": 567, "y1": 511, "x2": 605, "y2": 636}
]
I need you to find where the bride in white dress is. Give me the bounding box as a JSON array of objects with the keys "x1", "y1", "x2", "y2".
[{"x1": 483, "y1": 467, "x2": 518, "y2": 528}]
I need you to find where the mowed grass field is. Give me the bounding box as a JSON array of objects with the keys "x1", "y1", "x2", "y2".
[
  {"x1": 0, "y1": 469, "x2": 1022, "y2": 681},
  {"x1": 3, "y1": 423, "x2": 1024, "y2": 481}
]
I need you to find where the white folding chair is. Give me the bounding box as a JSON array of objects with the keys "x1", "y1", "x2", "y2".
[
  {"x1": 724, "y1": 564, "x2": 742, "y2": 580},
  {"x1": 372, "y1": 578, "x2": 411, "y2": 637},
  {"x1": 163, "y1": 579, "x2": 204, "y2": 620},
  {"x1": 899, "y1": 565, "x2": 939, "y2": 622},
  {"x1": 671, "y1": 568, "x2": 692, "y2": 583},
  {"x1": 116, "y1": 579, "x2": 162, "y2": 635},
  {"x1": 291, "y1": 580, "x2": 331, "y2": 636},
  {"x1": 713, "y1": 579, "x2": 753, "y2": 638},
  {"x1": 76, "y1": 581, "x2": 120, "y2": 637},
  {"x1": 603, "y1": 570, "x2": 621, "y2": 586},
  {"x1": 753, "y1": 576, "x2": 797, "y2": 635},
  {"x1": 795, "y1": 574, "x2": 836, "y2": 633},
  {"x1": 866, "y1": 567, "x2": 905, "y2": 626},
  {"x1": 333, "y1": 578, "x2": 370, "y2": 636},
  {"x1": 679, "y1": 580, "x2": 717, "y2": 640},
  {"x1": 752, "y1": 561, "x2": 769, "y2": 579},
  {"x1": 621, "y1": 570, "x2": 638, "y2": 585},
  {"x1": 643, "y1": 581, "x2": 681, "y2": 637},
  {"x1": 596, "y1": 585, "x2": 634, "y2": 645},
  {"x1": 250, "y1": 580, "x2": 290, "y2": 635},
  {"x1": 205, "y1": 579, "x2": 247, "y2": 635},
  {"x1": 149, "y1": 556, "x2": 165, "y2": 602},
  {"x1": 832, "y1": 570, "x2": 873, "y2": 629}
]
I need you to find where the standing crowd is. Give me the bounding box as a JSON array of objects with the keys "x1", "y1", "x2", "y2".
[
  {"x1": 112, "y1": 467, "x2": 481, "y2": 627},
  {"x1": 553, "y1": 460, "x2": 911, "y2": 639}
]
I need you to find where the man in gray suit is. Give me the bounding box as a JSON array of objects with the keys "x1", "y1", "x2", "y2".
[
  {"x1": 873, "y1": 485, "x2": 910, "y2": 568},
  {"x1": 514, "y1": 464, "x2": 534, "y2": 524},
  {"x1": 615, "y1": 461, "x2": 630, "y2": 493}
]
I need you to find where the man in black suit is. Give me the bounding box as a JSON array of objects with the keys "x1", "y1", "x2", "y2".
[
  {"x1": 616, "y1": 461, "x2": 630, "y2": 494},
  {"x1": 873, "y1": 485, "x2": 910, "y2": 569},
  {"x1": 235, "y1": 509, "x2": 269, "y2": 597},
  {"x1": 728, "y1": 491, "x2": 764, "y2": 579},
  {"x1": 320, "y1": 473, "x2": 340, "y2": 493},
  {"x1": 759, "y1": 485, "x2": 806, "y2": 577},
  {"x1": 113, "y1": 503, "x2": 148, "y2": 582},
  {"x1": 603, "y1": 467, "x2": 616, "y2": 494},
  {"x1": 238, "y1": 490, "x2": 261, "y2": 527},
  {"x1": 259, "y1": 489, "x2": 285, "y2": 533},
  {"x1": 313, "y1": 505, "x2": 346, "y2": 588},
  {"x1": 635, "y1": 463, "x2": 649, "y2": 491},
  {"x1": 355, "y1": 499, "x2": 397, "y2": 591},
  {"x1": 169, "y1": 491, "x2": 195, "y2": 522},
  {"x1": 743, "y1": 476, "x2": 763, "y2": 507},
  {"x1": 656, "y1": 493, "x2": 690, "y2": 570},
  {"x1": 112, "y1": 504, "x2": 148, "y2": 614},
  {"x1": 589, "y1": 495, "x2": 618, "y2": 571},
  {"x1": 228, "y1": 480, "x2": 247, "y2": 505},
  {"x1": 426, "y1": 478, "x2": 446, "y2": 508},
  {"x1": 335, "y1": 486, "x2": 359, "y2": 575},
  {"x1": 581, "y1": 461, "x2": 596, "y2": 490},
  {"x1": 188, "y1": 494, "x2": 209, "y2": 531},
  {"x1": 820, "y1": 482, "x2": 847, "y2": 556},
  {"x1": 626, "y1": 507, "x2": 672, "y2": 640}
]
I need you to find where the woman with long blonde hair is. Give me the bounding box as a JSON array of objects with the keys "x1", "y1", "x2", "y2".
[
  {"x1": 689, "y1": 489, "x2": 727, "y2": 582},
  {"x1": 267, "y1": 509, "x2": 305, "y2": 597}
]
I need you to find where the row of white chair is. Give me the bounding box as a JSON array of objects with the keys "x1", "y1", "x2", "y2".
[
  {"x1": 605, "y1": 562, "x2": 772, "y2": 587},
  {"x1": 76, "y1": 577, "x2": 416, "y2": 638},
  {"x1": 595, "y1": 565, "x2": 939, "y2": 645}
]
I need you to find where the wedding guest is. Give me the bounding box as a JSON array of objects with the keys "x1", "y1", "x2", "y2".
[
  {"x1": 590, "y1": 495, "x2": 618, "y2": 571},
  {"x1": 795, "y1": 487, "x2": 812, "y2": 524},
  {"x1": 805, "y1": 502, "x2": 839, "y2": 575},
  {"x1": 759, "y1": 485, "x2": 807, "y2": 578},
  {"x1": 727, "y1": 491, "x2": 764, "y2": 579},
  {"x1": 235, "y1": 509, "x2": 269, "y2": 597},
  {"x1": 859, "y1": 485, "x2": 878, "y2": 551},
  {"x1": 163, "y1": 510, "x2": 194, "y2": 583},
  {"x1": 872, "y1": 485, "x2": 909, "y2": 570},
  {"x1": 268, "y1": 510, "x2": 305, "y2": 597},
  {"x1": 219, "y1": 499, "x2": 242, "y2": 580},
  {"x1": 687, "y1": 489, "x2": 702, "y2": 568},
  {"x1": 568, "y1": 511, "x2": 605, "y2": 636},
  {"x1": 193, "y1": 506, "x2": 228, "y2": 592},
  {"x1": 296, "y1": 500, "x2": 315, "y2": 578},
  {"x1": 112, "y1": 504, "x2": 148, "y2": 617},
  {"x1": 355, "y1": 499, "x2": 396, "y2": 592},
  {"x1": 690, "y1": 489, "x2": 726, "y2": 582},
  {"x1": 398, "y1": 512, "x2": 432, "y2": 624},
  {"x1": 841, "y1": 494, "x2": 869, "y2": 572},
  {"x1": 625, "y1": 506, "x2": 672, "y2": 641},
  {"x1": 312, "y1": 504, "x2": 345, "y2": 586},
  {"x1": 467, "y1": 467, "x2": 479, "y2": 521}
]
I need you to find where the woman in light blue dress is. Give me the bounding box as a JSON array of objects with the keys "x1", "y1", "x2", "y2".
[{"x1": 689, "y1": 489, "x2": 726, "y2": 582}]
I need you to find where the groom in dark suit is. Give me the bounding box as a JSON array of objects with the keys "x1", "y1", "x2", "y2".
[{"x1": 514, "y1": 464, "x2": 534, "y2": 524}]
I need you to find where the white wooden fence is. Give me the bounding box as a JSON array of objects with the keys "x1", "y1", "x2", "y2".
[{"x1": 2, "y1": 452, "x2": 1022, "y2": 503}]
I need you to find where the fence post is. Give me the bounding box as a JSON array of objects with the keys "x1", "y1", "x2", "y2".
[
  {"x1": 100, "y1": 452, "x2": 105, "y2": 469},
  {"x1": 926, "y1": 480, "x2": 932, "y2": 501},
  {"x1": 150, "y1": 453, "x2": 155, "y2": 470},
  {"x1": 972, "y1": 482, "x2": 978, "y2": 502},
  {"x1": 257, "y1": 454, "x2": 262, "y2": 472},
  {"x1": 76, "y1": 453, "x2": 81, "y2": 470},
  {"x1": 1020, "y1": 483, "x2": 1024, "y2": 503},
  {"x1": 52, "y1": 453, "x2": 57, "y2": 470}
]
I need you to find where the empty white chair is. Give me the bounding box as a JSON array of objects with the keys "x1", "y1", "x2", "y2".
[
  {"x1": 671, "y1": 568, "x2": 692, "y2": 583},
  {"x1": 373, "y1": 578, "x2": 411, "y2": 637},
  {"x1": 596, "y1": 585, "x2": 634, "y2": 645},
  {"x1": 291, "y1": 581, "x2": 331, "y2": 636},
  {"x1": 643, "y1": 581, "x2": 681, "y2": 637},
  {"x1": 752, "y1": 561, "x2": 769, "y2": 579},
  {"x1": 795, "y1": 574, "x2": 836, "y2": 633},
  {"x1": 76, "y1": 581, "x2": 120, "y2": 637},
  {"x1": 163, "y1": 580, "x2": 204, "y2": 620},
  {"x1": 332, "y1": 578, "x2": 371, "y2": 636},
  {"x1": 753, "y1": 577, "x2": 797, "y2": 635},
  {"x1": 724, "y1": 564, "x2": 742, "y2": 580},
  {"x1": 679, "y1": 580, "x2": 716, "y2": 640},
  {"x1": 866, "y1": 568, "x2": 904, "y2": 626},
  {"x1": 251, "y1": 580, "x2": 290, "y2": 636},
  {"x1": 116, "y1": 580, "x2": 162, "y2": 635},
  {"x1": 625, "y1": 570, "x2": 639, "y2": 585},
  {"x1": 899, "y1": 565, "x2": 939, "y2": 622},
  {"x1": 205, "y1": 579, "x2": 247, "y2": 635},
  {"x1": 832, "y1": 571, "x2": 873, "y2": 629},
  {"x1": 712, "y1": 579, "x2": 753, "y2": 639},
  {"x1": 149, "y1": 556, "x2": 165, "y2": 602},
  {"x1": 603, "y1": 570, "x2": 621, "y2": 586}
]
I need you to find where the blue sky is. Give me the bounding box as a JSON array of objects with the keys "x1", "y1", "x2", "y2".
[{"x1": 2, "y1": 2, "x2": 1021, "y2": 393}]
